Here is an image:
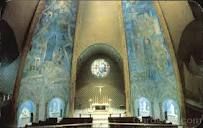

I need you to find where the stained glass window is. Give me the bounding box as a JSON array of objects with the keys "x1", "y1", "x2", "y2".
[{"x1": 91, "y1": 59, "x2": 110, "y2": 78}]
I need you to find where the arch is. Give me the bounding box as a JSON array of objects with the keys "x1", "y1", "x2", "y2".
[
  {"x1": 178, "y1": 19, "x2": 203, "y2": 65},
  {"x1": 136, "y1": 97, "x2": 151, "y2": 117},
  {"x1": 47, "y1": 97, "x2": 65, "y2": 118},
  {"x1": 178, "y1": 19, "x2": 203, "y2": 98},
  {"x1": 77, "y1": 43, "x2": 123, "y2": 72},
  {"x1": 162, "y1": 99, "x2": 179, "y2": 124},
  {"x1": 17, "y1": 100, "x2": 36, "y2": 127},
  {"x1": 74, "y1": 43, "x2": 126, "y2": 111}
]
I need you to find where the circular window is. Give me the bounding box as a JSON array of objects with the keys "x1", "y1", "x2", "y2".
[{"x1": 91, "y1": 59, "x2": 110, "y2": 78}]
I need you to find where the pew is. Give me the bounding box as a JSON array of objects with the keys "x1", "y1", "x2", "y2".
[
  {"x1": 108, "y1": 117, "x2": 140, "y2": 128},
  {"x1": 108, "y1": 117, "x2": 178, "y2": 128},
  {"x1": 59, "y1": 117, "x2": 92, "y2": 127},
  {"x1": 26, "y1": 117, "x2": 93, "y2": 128},
  {"x1": 45, "y1": 118, "x2": 58, "y2": 125},
  {"x1": 108, "y1": 117, "x2": 140, "y2": 123}
]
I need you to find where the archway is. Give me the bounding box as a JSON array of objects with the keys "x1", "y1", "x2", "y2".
[
  {"x1": 17, "y1": 100, "x2": 36, "y2": 127},
  {"x1": 136, "y1": 97, "x2": 152, "y2": 117},
  {"x1": 74, "y1": 44, "x2": 126, "y2": 116},
  {"x1": 47, "y1": 97, "x2": 65, "y2": 118},
  {"x1": 162, "y1": 99, "x2": 179, "y2": 124}
]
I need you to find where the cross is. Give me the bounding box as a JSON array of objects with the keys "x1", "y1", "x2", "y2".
[{"x1": 96, "y1": 86, "x2": 104, "y2": 96}]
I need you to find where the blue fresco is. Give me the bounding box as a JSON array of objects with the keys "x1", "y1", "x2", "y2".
[
  {"x1": 18, "y1": 0, "x2": 78, "y2": 118},
  {"x1": 24, "y1": 0, "x2": 77, "y2": 75},
  {"x1": 122, "y1": 0, "x2": 181, "y2": 120}
]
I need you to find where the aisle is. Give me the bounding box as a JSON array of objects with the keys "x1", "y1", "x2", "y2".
[{"x1": 74, "y1": 108, "x2": 126, "y2": 128}]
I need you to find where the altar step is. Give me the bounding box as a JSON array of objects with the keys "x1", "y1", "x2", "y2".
[{"x1": 74, "y1": 108, "x2": 126, "y2": 127}]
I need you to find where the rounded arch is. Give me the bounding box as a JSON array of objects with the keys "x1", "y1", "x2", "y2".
[
  {"x1": 47, "y1": 97, "x2": 65, "y2": 118},
  {"x1": 74, "y1": 43, "x2": 126, "y2": 111},
  {"x1": 135, "y1": 97, "x2": 152, "y2": 117},
  {"x1": 77, "y1": 43, "x2": 123, "y2": 72},
  {"x1": 17, "y1": 100, "x2": 36, "y2": 127},
  {"x1": 177, "y1": 19, "x2": 203, "y2": 91},
  {"x1": 178, "y1": 20, "x2": 203, "y2": 64},
  {"x1": 162, "y1": 99, "x2": 180, "y2": 124}
]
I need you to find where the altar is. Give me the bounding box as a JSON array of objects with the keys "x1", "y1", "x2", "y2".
[{"x1": 88, "y1": 95, "x2": 112, "y2": 112}]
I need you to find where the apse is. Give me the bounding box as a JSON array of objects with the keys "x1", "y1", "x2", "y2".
[
  {"x1": 122, "y1": 0, "x2": 182, "y2": 123},
  {"x1": 75, "y1": 45, "x2": 125, "y2": 112}
]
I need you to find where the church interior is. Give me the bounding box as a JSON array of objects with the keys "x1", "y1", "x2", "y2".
[{"x1": 0, "y1": 0, "x2": 203, "y2": 127}]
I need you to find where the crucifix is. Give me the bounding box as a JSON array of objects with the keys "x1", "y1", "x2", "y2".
[{"x1": 96, "y1": 86, "x2": 104, "y2": 96}]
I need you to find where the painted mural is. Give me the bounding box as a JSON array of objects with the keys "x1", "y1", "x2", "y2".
[
  {"x1": 122, "y1": 1, "x2": 181, "y2": 123},
  {"x1": 18, "y1": 0, "x2": 77, "y2": 122}
]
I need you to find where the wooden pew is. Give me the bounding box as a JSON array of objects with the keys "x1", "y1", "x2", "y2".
[
  {"x1": 108, "y1": 117, "x2": 140, "y2": 128},
  {"x1": 26, "y1": 117, "x2": 93, "y2": 128},
  {"x1": 58, "y1": 117, "x2": 92, "y2": 128},
  {"x1": 108, "y1": 117, "x2": 178, "y2": 128}
]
